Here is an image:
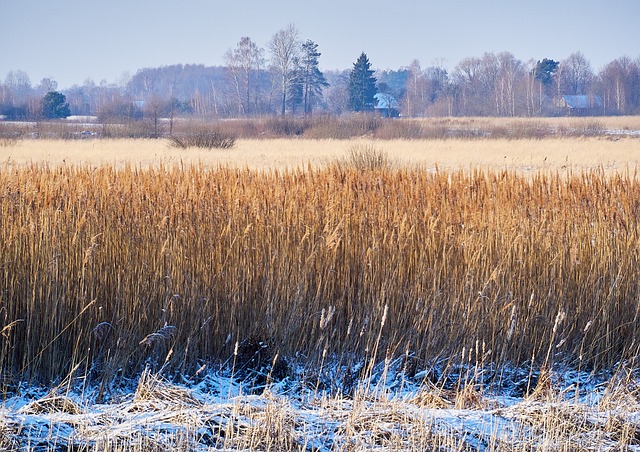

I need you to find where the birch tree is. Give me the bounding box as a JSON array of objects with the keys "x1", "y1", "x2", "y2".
[
  {"x1": 598, "y1": 56, "x2": 635, "y2": 114},
  {"x1": 224, "y1": 36, "x2": 264, "y2": 116},
  {"x1": 403, "y1": 60, "x2": 429, "y2": 117},
  {"x1": 269, "y1": 24, "x2": 300, "y2": 115}
]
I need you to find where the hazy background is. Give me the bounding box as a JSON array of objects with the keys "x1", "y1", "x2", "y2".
[{"x1": 2, "y1": 0, "x2": 639, "y2": 89}]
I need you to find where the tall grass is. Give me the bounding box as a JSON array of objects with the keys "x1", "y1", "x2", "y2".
[{"x1": 1, "y1": 162, "x2": 639, "y2": 388}]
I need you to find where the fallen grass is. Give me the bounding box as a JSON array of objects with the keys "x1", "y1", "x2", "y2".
[{"x1": 2, "y1": 366, "x2": 640, "y2": 450}]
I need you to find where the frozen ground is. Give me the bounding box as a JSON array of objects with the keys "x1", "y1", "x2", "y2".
[{"x1": 2, "y1": 360, "x2": 640, "y2": 451}]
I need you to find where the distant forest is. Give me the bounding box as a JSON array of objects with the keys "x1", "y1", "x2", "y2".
[{"x1": 2, "y1": 26, "x2": 639, "y2": 120}]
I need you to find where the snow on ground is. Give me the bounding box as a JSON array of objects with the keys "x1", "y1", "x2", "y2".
[{"x1": 2, "y1": 362, "x2": 640, "y2": 450}]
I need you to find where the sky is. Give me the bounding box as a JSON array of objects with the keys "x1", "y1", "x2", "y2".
[{"x1": 2, "y1": 0, "x2": 639, "y2": 89}]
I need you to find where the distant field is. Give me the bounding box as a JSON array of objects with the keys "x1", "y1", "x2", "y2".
[{"x1": 2, "y1": 136, "x2": 639, "y2": 174}]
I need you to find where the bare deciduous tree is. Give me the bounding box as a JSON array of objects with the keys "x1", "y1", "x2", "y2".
[
  {"x1": 597, "y1": 56, "x2": 638, "y2": 114},
  {"x1": 403, "y1": 60, "x2": 429, "y2": 117},
  {"x1": 224, "y1": 37, "x2": 264, "y2": 116},
  {"x1": 495, "y1": 52, "x2": 525, "y2": 117},
  {"x1": 559, "y1": 52, "x2": 593, "y2": 95},
  {"x1": 4, "y1": 70, "x2": 32, "y2": 104},
  {"x1": 269, "y1": 24, "x2": 300, "y2": 115}
]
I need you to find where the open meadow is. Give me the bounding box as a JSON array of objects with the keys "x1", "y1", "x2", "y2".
[
  {"x1": 2, "y1": 136, "x2": 640, "y2": 174},
  {"x1": 1, "y1": 127, "x2": 640, "y2": 450}
]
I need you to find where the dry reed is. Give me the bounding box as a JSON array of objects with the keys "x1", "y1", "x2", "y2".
[{"x1": 1, "y1": 159, "x2": 639, "y2": 391}]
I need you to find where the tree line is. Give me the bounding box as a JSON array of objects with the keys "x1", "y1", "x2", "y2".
[{"x1": 1, "y1": 24, "x2": 640, "y2": 121}]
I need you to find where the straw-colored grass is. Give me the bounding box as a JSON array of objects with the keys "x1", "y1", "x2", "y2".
[{"x1": 1, "y1": 136, "x2": 639, "y2": 173}]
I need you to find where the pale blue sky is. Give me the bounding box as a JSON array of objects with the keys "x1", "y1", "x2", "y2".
[{"x1": 2, "y1": 0, "x2": 639, "y2": 89}]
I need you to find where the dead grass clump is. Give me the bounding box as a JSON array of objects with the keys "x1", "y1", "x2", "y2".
[
  {"x1": 349, "y1": 113, "x2": 382, "y2": 135},
  {"x1": 302, "y1": 114, "x2": 383, "y2": 138},
  {"x1": 375, "y1": 118, "x2": 426, "y2": 139},
  {"x1": 343, "y1": 143, "x2": 391, "y2": 171},
  {"x1": 570, "y1": 119, "x2": 605, "y2": 137},
  {"x1": 526, "y1": 367, "x2": 557, "y2": 402},
  {"x1": 263, "y1": 116, "x2": 308, "y2": 136},
  {"x1": 0, "y1": 419, "x2": 18, "y2": 450},
  {"x1": 130, "y1": 368, "x2": 202, "y2": 412},
  {"x1": 169, "y1": 129, "x2": 235, "y2": 149},
  {"x1": 599, "y1": 372, "x2": 640, "y2": 411},
  {"x1": 19, "y1": 395, "x2": 83, "y2": 415},
  {"x1": 0, "y1": 137, "x2": 18, "y2": 147},
  {"x1": 511, "y1": 403, "x2": 601, "y2": 447},
  {"x1": 454, "y1": 385, "x2": 488, "y2": 410},
  {"x1": 139, "y1": 325, "x2": 178, "y2": 347},
  {"x1": 410, "y1": 385, "x2": 453, "y2": 408}
]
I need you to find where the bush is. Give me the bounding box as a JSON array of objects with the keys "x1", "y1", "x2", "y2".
[
  {"x1": 264, "y1": 116, "x2": 308, "y2": 136},
  {"x1": 169, "y1": 129, "x2": 236, "y2": 149},
  {"x1": 344, "y1": 143, "x2": 391, "y2": 171}
]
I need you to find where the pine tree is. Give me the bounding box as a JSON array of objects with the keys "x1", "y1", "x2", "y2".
[
  {"x1": 300, "y1": 40, "x2": 329, "y2": 115},
  {"x1": 41, "y1": 91, "x2": 70, "y2": 119},
  {"x1": 534, "y1": 58, "x2": 559, "y2": 87},
  {"x1": 349, "y1": 52, "x2": 377, "y2": 112}
]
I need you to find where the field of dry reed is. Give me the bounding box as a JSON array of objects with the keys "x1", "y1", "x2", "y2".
[
  {"x1": 1, "y1": 152, "x2": 639, "y2": 384},
  {"x1": 1, "y1": 133, "x2": 640, "y2": 449}
]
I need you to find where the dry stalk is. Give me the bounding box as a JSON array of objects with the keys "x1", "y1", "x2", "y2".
[{"x1": 0, "y1": 161, "x2": 638, "y2": 386}]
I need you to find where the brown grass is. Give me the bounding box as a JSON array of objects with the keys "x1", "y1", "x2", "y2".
[
  {"x1": 1, "y1": 158, "x2": 639, "y2": 388},
  {"x1": 3, "y1": 114, "x2": 640, "y2": 141}
]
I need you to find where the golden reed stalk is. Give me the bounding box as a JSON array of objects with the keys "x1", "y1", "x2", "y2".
[{"x1": 0, "y1": 162, "x2": 638, "y2": 384}]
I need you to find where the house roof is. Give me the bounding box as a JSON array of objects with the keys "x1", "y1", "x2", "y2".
[
  {"x1": 561, "y1": 95, "x2": 602, "y2": 109},
  {"x1": 374, "y1": 93, "x2": 399, "y2": 110}
]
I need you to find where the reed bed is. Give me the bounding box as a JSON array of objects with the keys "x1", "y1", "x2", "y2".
[{"x1": 0, "y1": 161, "x2": 639, "y2": 390}]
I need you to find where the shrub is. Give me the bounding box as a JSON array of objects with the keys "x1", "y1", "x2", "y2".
[
  {"x1": 169, "y1": 129, "x2": 236, "y2": 149},
  {"x1": 344, "y1": 143, "x2": 391, "y2": 171},
  {"x1": 263, "y1": 116, "x2": 308, "y2": 136}
]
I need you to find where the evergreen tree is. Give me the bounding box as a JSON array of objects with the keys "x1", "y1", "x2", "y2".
[
  {"x1": 534, "y1": 58, "x2": 559, "y2": 86},
  {"x1": 300, "y1": 40, "x2": 329, "y2": 115},
  {"x1": 42, "y1": 91, "x2": 70, "y2": 119},
  {"x1": 348, "y1": 52, "x2": 377, "y2": 112}
]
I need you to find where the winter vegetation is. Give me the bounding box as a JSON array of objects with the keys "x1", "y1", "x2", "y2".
[{"x1": 1, "y1": 136, "x2": 640, "y2": 448}]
